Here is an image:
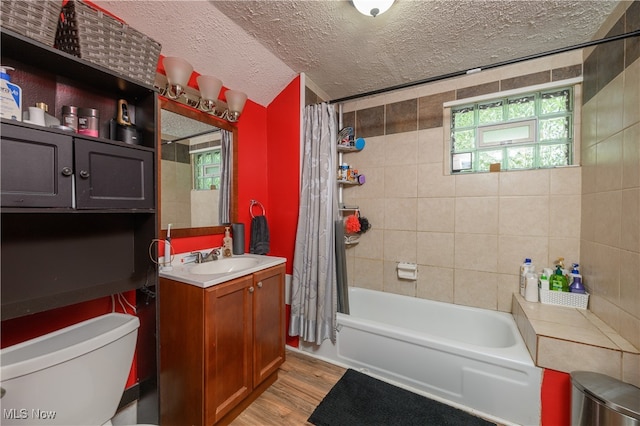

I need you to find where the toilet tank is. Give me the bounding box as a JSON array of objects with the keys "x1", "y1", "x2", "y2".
[{"x1": 0, "y1": 313, "x2": 140, "y2": 426}]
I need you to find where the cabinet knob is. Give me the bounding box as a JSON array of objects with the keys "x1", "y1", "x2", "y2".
[
  {"x1": 79, "y1": 170, "x2": 90, "y2": 179},
  {"x1": 61, "y1": 167, "x2": 73, "y2": 177},
  {"x1": 257, "y1": 282, "x2": 263, "y2": 289},
  {"x1": 248, "y1": 286, "x2": 254, "y2": 293}
]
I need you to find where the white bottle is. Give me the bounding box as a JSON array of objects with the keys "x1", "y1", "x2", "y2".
[
  {"x1": 163, "y1": 223, "x2": 173, "y2": 270},
  {"x1": 520, "y1": 258, "x2": 534, "y2": 296},
  {"x1": 539, "y1": 272, "x2": 550, "y2": 291},
  {"x1": 1, "y1": 66, "x2": 22, "y2": 121},
  {"x1": 525, "y1": 272, "x2": 539, "y2": 302}
]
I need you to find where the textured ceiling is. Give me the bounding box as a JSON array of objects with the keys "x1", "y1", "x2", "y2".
[{"x1": 95, "y1": 0, "x2": 620, "y2": 106}]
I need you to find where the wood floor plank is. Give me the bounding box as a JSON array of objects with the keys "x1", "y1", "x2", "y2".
[
  {"x1": 232, "y1": 349, "x2": 501, "y2": 426},
  {"x1": 231, "y1": 349, "x2": 346, "y2": 426}
]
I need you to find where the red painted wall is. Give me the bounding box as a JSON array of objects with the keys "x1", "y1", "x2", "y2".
[
  {"x1": 266, "y1": 77, "x2": 301, "y2": 348},
  {"x1": 0, "y1": 291, "x2": 138, "y2": 387},
  {"x1": 541, "y1": 369, "x2": 572, "y2": 426},
  {"x1": 237, "y1": 99, "x2": 270, "y2": 245},
  {"x1": 266, "y1": 76, "x2": 301, "y2": 270}
]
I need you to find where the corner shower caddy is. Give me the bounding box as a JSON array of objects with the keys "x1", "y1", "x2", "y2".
[{"x1": 337, "y1": 131, "x2": 364, "y2": 246}]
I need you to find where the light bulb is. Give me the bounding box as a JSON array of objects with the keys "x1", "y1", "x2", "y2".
[{"x1": 352, "y1": 0, "x2": 394, "y2": 17}]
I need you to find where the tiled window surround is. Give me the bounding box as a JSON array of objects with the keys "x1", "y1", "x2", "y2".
[{"x1": 341, "y1": 65, "x2": 582, "y2": 138}]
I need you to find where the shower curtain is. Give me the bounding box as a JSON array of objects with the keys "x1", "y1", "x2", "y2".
[
  {"x1": 289, "y1": 102, "x2": 338, "y2": 344},
  {"x1": 219, "y1": 129, "x2": 232, "y2": 224}
]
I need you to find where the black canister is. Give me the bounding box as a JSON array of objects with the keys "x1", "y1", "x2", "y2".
[{"x1": 231, "y1": 223, "x2": 245, "y2": 255}]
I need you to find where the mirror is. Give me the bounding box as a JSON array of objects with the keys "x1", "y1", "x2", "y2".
[{"x1": 159, "y1": 97, "x2": 238, "y2": 239}]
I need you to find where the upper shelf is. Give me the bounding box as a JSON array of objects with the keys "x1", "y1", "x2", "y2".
[{"x1": 0, "y1": 28, "x2": 156, "y2": 99}]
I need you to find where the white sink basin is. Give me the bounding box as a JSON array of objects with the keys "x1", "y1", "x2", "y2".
[{"x1": 189, "y1": 257, "x2": 261, "y2": 275}]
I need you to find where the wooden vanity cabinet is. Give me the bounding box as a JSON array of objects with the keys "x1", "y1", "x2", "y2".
[{"x1": 159, "y1": 263, "x2": 286, "y2": 426}]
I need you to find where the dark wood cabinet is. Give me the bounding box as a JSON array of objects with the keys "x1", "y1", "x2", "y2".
[
  {"x1": 0, "y1": 122, "x2": 73, "y2": 207},
  {"x1": 74, "y1": 137, "x2": 154, "y2": 209},
  {"x1": 159, "y1": 263, "x2": 286, "y2": 426},
  {"x1": 0, "y1": 28, "x2": 158, "y2": 320},
  {"x1": 1, "y1": 122, "x2": 154, "y2": 210}
]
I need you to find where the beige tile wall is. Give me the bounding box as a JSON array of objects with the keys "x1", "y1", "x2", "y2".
[
  {"x1": 161, "y1": 159, "x2": 192, "y2": 229},
  {"x1": 579, "y1": 0, "x2": 640, "y2": 351},
  {"x1": 342, "y1": 52, "x2": 583, "y2": 313}
]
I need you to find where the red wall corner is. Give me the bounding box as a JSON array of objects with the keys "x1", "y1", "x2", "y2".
[
  {"x1": 266, "y1": 75, "x2": 301, "y2": 273},
  {"x1": 541, "y1": 368, "x2": 572, "y2": 426}
]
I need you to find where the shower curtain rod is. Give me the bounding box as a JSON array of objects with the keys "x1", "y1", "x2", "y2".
[{"x1": 329, "y1": 29, "x2": 640, "y2": 104}]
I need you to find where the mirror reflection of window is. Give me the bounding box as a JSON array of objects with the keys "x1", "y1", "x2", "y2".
[
  {"x1": 193, "y1": 148, "x2": 222, "y2": 190},
  {"x1": 161, "y1": 108, "x2": 222, "y2": 229}
]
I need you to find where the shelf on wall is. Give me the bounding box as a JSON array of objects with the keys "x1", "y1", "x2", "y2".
[
  {"x1": 0, "y1": 28, "x2": 156, "y2": 98},
  {"x1": 344, "y1": 234, "x2": 360, "y2": 245},
  {"x1": 337, "y1": 144, "x2": 362, "y2": 153}
]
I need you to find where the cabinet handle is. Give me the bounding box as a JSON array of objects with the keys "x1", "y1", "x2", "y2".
[
  {"x1": 257, "y1": 282, "x2": 263, "y2": 289},
  {"x1": 61, "y1": 167, "x2": 73, "y2": 177},
  {"x1": 248, "y1": 286, "x2": 254, "y2": 293},
  {"x1": 79, "y1": 170, "x2": 90, "y2": 179}
]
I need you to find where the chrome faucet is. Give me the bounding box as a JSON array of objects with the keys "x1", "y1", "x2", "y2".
[{"x1": 192, "y1": 248, "x2": 221, "y2": 263}]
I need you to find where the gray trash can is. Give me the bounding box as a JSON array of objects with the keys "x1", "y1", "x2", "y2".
[{"x1": 571, "y1": 371, "x2": 640, "y2": 425}]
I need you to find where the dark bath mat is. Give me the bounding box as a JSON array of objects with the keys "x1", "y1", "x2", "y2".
[{"x1": 309, "y1": 369, "x2": 495, "y2": 426}]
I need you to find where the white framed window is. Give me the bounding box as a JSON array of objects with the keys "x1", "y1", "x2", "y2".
[{"x1": 449, "y1": 85, "x2": 575, "y2": 173}]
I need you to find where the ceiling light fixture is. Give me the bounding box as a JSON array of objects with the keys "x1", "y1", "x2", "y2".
[
  {"x1": 352, "y1": 0, "x2": 395, "y2": 17},
  {"x1": 159, "y1": 56, "x2": 247, "y2": 122}
]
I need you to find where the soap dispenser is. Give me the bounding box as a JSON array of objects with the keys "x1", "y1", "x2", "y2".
[
  {"x1": 222, "y1": 226, "x2": 233, "y2": 257},
  {"x1": 569, "y1": 264, "x2": 586, "y2": 293},
  {"x1": 550, "y1": 264, "x2": 568, "y2": 292}
]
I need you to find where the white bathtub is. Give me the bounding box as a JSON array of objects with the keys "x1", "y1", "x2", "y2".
[{"x1": 299, "y1": 287, "x2": 542, "y2": 426}]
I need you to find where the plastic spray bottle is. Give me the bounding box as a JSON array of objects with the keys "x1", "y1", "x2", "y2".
[{"x1": 569, "y1": 264, "x2": 586, "y2": 293}]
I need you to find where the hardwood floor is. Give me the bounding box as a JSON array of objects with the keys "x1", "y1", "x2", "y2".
[{"x1": 231, "y1": 349, "x2": 346, "y2": 425}]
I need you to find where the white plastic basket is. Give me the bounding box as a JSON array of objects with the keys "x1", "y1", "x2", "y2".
[{"x1": 539, "y1": 287, "x2": 589, "y2": 309}]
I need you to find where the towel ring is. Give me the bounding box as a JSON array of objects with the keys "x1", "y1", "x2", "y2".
[{"x1": 250, "y1": 199, "x2": 266, "y2": 218}]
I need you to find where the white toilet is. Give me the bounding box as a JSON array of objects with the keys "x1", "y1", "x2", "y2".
[{"x1": 0, "y1": 313, "x2": 155, "y2": 426}]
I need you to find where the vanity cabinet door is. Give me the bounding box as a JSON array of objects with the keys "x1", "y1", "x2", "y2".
[
  {"x1": 206, "y1": 275, "x2": 253, "y2": 424},
  {"x1": 252, "y1": 264, "x2": 286, "y2": 386},
  {"x1": 0, "y1": 123, "x2": 73, "y2": 207},
  {"x1": 74, "y1": 137, "x2": 154, "y2": 209}
]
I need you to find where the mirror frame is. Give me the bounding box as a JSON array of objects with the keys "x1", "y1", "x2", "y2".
[{"x1": 158, "y1": 96, "x2": 239, "y2": 240}]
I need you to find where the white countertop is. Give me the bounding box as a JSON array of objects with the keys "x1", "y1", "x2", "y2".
[{"x1": 159, "y1": 251, "x2": 286, "y2": 288}]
